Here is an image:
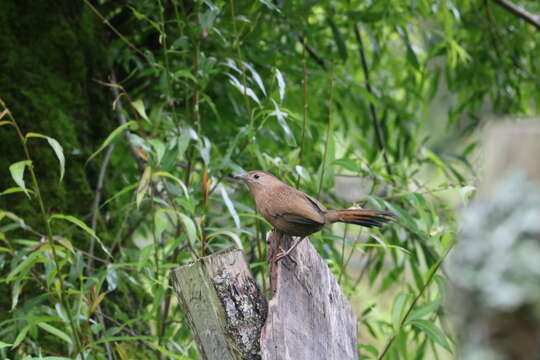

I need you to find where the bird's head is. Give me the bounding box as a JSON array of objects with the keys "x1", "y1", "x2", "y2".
[{"x1": 234, "y1": 170, "x2": 281, "y2": 193}]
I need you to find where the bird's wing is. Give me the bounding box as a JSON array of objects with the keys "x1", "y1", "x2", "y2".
[{"x1": 267, "y1": 185, "x2": 326, "y2": 225}]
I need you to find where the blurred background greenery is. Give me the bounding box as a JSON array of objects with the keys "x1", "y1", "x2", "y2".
[{"x1": 0, "y1": 0, "x2": 539, "y2": 359}]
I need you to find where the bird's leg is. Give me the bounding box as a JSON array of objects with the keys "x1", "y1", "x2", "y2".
[{"x1": 274, "y1": 236, "x2": 304, "y2": 263}]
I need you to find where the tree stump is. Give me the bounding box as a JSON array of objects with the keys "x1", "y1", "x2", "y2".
[
  {"x1": 171, "y1": 234, "x2": 359, "y2": 360},
  {"x1": 261, "y1": 231, "x2": 359, "y2": 360},
  {"x1": 170, "y1": 247, "x2": 267, "y2": 360}
]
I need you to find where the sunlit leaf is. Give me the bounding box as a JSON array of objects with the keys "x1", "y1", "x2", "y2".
[
  {"x1": 244, "y1": 62, "x2": 266, "y2": 96},
  {"x1": 219, "y1": 185, "x2": 240, "y2": 229},
  {"x1": 227, "y1": 74, "x2": 260, "y2": 105},
  {"x1": 38, "y1": 322, "x2": 73, "y2": 345},
  {"x1": 9, "y1": 160, "x2": 32, "y2": 198},
  {"x1": 178, "y1": 213, "x2": 197, "y2": 246},
  {"x1": 25, "y1": 132, "x2": 65, "y2": 182},
  {"x1": 275, "y1": 68, "x2": 286, "y2": 102},
  {"x1": 49, "y1": 214, "x2": 111, "y2": 257},
  {"x1": 136, "y1": 166, "x2": 152, "y2": 208},
  {"x1": 87, "y1": 121, "x2": 137, "y2": 164},
  {"x1": 131, "y1": 99, "x2": 148, "y2": 121}
]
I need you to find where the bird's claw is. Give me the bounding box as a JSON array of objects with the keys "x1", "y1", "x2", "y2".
[{"x1": 274, "y1": 246, "x2": 298, "y2": 265}]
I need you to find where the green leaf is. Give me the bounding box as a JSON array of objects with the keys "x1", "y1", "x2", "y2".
[
  {"x1": 87, "y1": 121, "x2": 137, "y2": 164},
  {"x1": 244, "y1": 62, "x2": 266, "y2": 96},
  {"x1": 410, "y1": 319, "x2": 451, "y2": 352},
  {"x1": 406, "y1": 300, "x2": 441, "y2": 323},
  {"x1": 0, "y1": 187, "x2": 30, "y2": 196},
  {"x1": 219, "y1": 185, "x2": 240, "y2": 229},
  {"x1": 0, "y1": 341, "x2": 12, "y2": 349},
  {"x1": 154, "y1": 171, "x2": 189, "y2": 198},
  {"x1": 5, "y1": 249, "x2": 42, "y2": 282},
  {"x1": 392, "y1": 292, "x2": 410, "y2": 330},
  {"x1": 136, "y1": 166, "x2": 152, "y2": 208},
  {"x1": 49, "y1": 214, "x2": 111, "y2": 257},
  {"x1": 206, "y1": 230, "x2": 243, "y2": 249},
  {"x1": 275, "y1": 68, "x2": 286, "y2": 102},
  {"x1": 148, "y1": 139, "x2": 166, "y2": 164},
  {"x1": 131, "y1": 99, "x2": 149, "y2": 121},
  {"x1": 271, "y1": 99, "x2": 296, "y2": 146},
  {"x1": 25, "y1": 133, "x2": 65, "y2": 182},
  {"x1": 178, "y1": 213, "x2": 197, "y2": 246},
  {"x1": 38, "y1": 322, "x2": 73, "y2": 345},
  {"x1": 12, "y1": 325, "x2": 29, "y2": 348},
  {"x1": 328, "y1": 17, "x2": 348, "y2": 61},
  {"x1": 227, "y1": 74, "x2": 260, "y2": 105},
  {"x1": 9, "y1": 160, "x2": 32, "y2": 198}
]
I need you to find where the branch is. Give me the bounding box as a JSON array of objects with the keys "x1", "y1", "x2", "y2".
[
  {"x1": 298, "y1": 35, "x2": 328, "y2": 71},
  {"x1": 353, "y1": 24, "x2": 394, "y2": 179},
  {"x1": 491, "y1": 0, "x2": 540, "y2": 30}
]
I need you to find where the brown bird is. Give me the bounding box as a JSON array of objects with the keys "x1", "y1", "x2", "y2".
[{"x1": 235, "y1": 170, "x2": 394, "y2": 260}]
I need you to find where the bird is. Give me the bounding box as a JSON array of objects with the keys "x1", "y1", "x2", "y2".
[{"x1": 234, "y1": 170, "x2": 394, "y2": 261}]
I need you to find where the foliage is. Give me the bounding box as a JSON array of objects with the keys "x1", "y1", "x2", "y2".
[{"x1": 1, "y1": 0, "x2": 539, "y2": 359}]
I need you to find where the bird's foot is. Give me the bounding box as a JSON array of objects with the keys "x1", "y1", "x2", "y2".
[{"x1": 274, "y1": 237, "x2": 304, "y2": 264}]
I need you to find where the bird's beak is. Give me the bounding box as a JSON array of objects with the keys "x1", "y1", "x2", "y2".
[{"x1": 233, "y1": 173, "x2": 247, "y2": 180}]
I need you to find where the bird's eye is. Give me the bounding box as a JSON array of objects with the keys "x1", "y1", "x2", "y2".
[{"x1": 253, "y1": 174, "x2": 260, "y2": 179}]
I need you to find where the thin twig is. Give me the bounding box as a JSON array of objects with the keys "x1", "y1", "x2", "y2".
[
  {"x1": 88, "y1": 144, "x2": 115, "y2": 273},
  {"x1": 298, "y1": 35, "x2": 328, "y2": 71},
  {"x1": 84, "y1": 0, "x2": 146, "y2": 56},
  {"x1": 353, "y1": 24, "x2": 393, "y2": 180},
  {"x1": 491, "y1": 0, "x2": 540, "y2": 30},
  {"x1": 110, "y1": 71, "x2": 145, "y2": 172},
  {"x1": 318, "y1": 63, "x2": 335, "y2": 197},
  {"x1": 296, "y1": 35, "x2": 309, "y2": 187}
]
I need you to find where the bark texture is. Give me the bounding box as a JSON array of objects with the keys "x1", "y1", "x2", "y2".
[
  {"x1": 261, "y1": 231, "x2": 359, "y2": 360},
  {"x1": 171, "y1": 247, "x2": 267, "y2": 360}
]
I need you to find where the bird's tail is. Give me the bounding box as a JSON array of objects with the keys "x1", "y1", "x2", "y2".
[{"x1": 326, "y1": 209, "x2": 395, "y2": 228}]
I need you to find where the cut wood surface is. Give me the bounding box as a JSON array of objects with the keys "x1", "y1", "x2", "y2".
[
  {"x1": 261, "y1": 231, "x2": 359, "y2": 360},
  {"x1": 171, "y1": 247, "x2": 267, "y2": 360}
]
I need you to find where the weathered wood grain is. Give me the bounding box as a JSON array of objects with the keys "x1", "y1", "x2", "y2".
[
  {"x1": 171, "y1": 247, "x2": 267, "y2": 360},
  {"x1": 261, "y1": 231, "x2": 359, "y2": 360}
]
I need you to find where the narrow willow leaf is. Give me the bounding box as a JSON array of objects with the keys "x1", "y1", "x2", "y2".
[
  {"x1": 328, "y1": 17, "x2": 348, "y2": 61},
  {"x1": 11, "y1": 280, "x2": 22, "y2": 310},
  {"x1": 271, "y1": 99, "x2": 296, "y2": 146},
  {"x1": 5, "y1": 249, "x2": 42, "y2": 282},
  {"x1": 148, "y1": 139, "x2": 166, "y2": 164},
  {"x1": 275, "y1": 68, "x2": 286, "y2": 102},
  {"x1": 178, "y1": 213, "x2": 197, "y2": 245},
  {"x1": 257, "y1": 0, "x2": 280, "y2": 12},
  {"x1": 406, "y1": 300, "x2": 441, "y2": 323},
  {"x1": 227, "y1": 74, "x2": 260, "y2": 104},
  {"x1": 136, "y1": 166, "x2": 152, "y2": 208},
  {"x1": 0, "y1": 120, "x2": 12, "y2": 126},
  {"x1": 410, "y1": 319, "x2": 451, "y2": 351},
  {"x1": 102, "y1": 182, "x2": 138, "y2": 207},
  {"x1": 154, "y1": 171, "x2": 189, "y2": 198},
  {"x1": 12, "y1": 325, "x2": 29, "y2": 348},
  {"x1": 9, "y1": 160, "x2": 32, "y2": 198},
  {"x1": 131, "y1": 99, "x2": 149, "y2": 121},
  {"x1": 206, "y1": 230, "x2": 243, "y2": 250},
  {"x1": 0, "y1": 341, "x2": 12, "y2": 349},
  {"x1": 392, "y1": 292, "x2": 410, "y2": 330},
  {"x1": 244, "y1": 62, "x2": 266, "y2": 96},
  {"x1": 219, "y1": 185, "x2": 240, "y2": 229},
  {"x1": 87, "y1": 121, "x2": 137, "y2": 164},
  {"x1": 0, "y1": 187, "x2": 28, "y2": 196},
  {"x1": 49, "y1": 214, "x2": 111, "y2": 257},
  {"x1": 25, "y1": 133, "x2": 66, "y2": 182},
  {"x1": 38, "y1": 322, "x2": 73, "y2": 345}
]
